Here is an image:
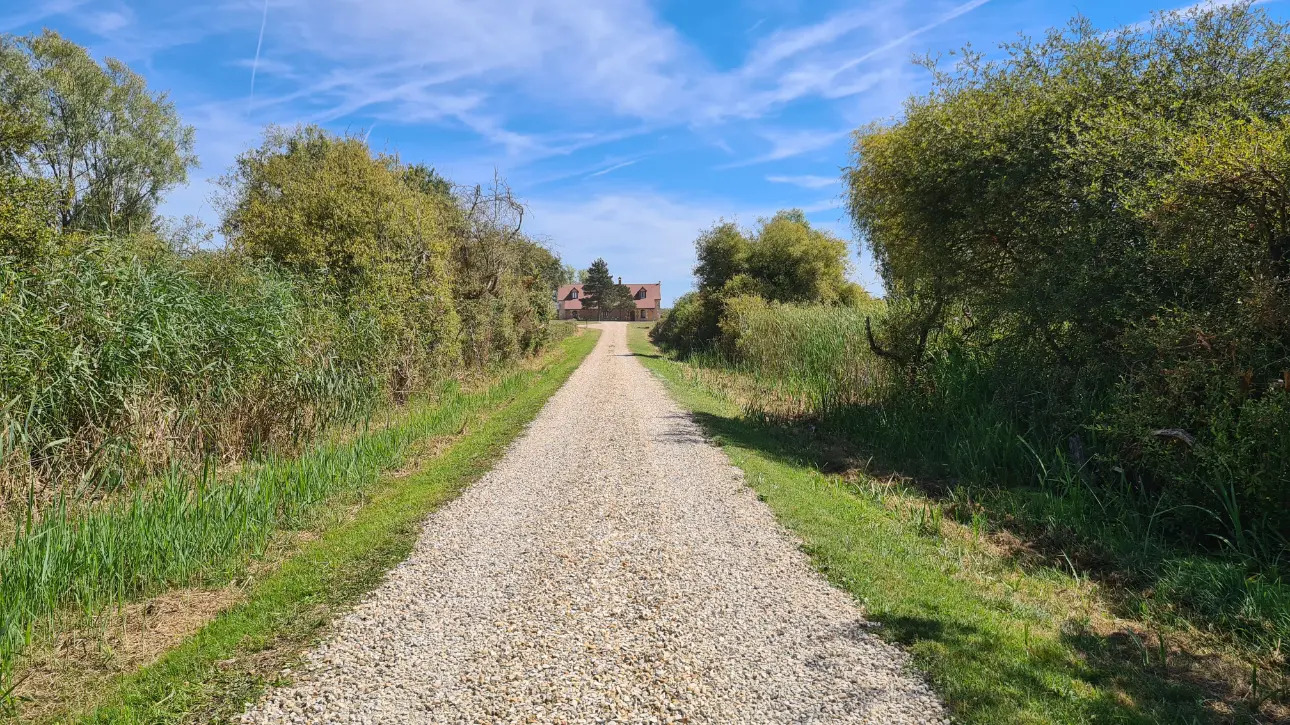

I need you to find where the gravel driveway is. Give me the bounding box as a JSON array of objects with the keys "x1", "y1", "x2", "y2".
[{"x1": 242, "y1": 323, "x2": 946, "y2": 724}]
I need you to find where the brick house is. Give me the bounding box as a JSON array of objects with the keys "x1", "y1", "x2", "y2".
[{"x1": 556, "y1": 281, "x2": 661, "y2": 322}]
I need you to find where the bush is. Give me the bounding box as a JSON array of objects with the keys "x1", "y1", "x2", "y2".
[{"x1": 846, "y1": 2, "x2": 1290, "y2": 557}]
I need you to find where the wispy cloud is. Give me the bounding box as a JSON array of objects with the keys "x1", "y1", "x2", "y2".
[
  {"x1": 828, "y1": 0, "x2": 993, "y2": 79},
  {"x1": 86, "y1": 9, "x2": 131, "y2": 34},
  {"x1": 719, "y1": 128, "x2": 850, "y2": 169},
  {"x1": 0, "y1": 0, "x2": 86, "y2": 33},
  {"x1": 236, "y1": 0, "x2": 991, "y2": 147},
  {"x1": 766, "y1": 174, "x2": 839, "y2": 189}
]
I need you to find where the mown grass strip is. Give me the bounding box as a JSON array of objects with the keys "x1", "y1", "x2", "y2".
[
  {"x1": 626, "y1": 324, "x2": 1227, "y2": 725},
  {"x1": 34, "y1": 329, "x2": 598, "y2": 723}
]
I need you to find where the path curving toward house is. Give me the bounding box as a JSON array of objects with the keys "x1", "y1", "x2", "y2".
[{"x1": 241, "y1": 323, "x2": 946, "y2": 724}]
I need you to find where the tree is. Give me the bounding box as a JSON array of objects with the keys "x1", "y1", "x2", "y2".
[
  {"x1": 694, "y1": 222, "x2": 748, "y2": 295},
  {"x1": 745, "y1": 210, "x2": 851, "y2": 304},
  {"x1": 577, "y1": 258, "x2": 636, "y2": 318},
  {"x1": 692, "y1": 212, "x2": 853, "y2": 305},
  {"x1": 0, "y1": 31, "x2": 196, "y2": 233},
  {"x1": 581, "y1": 258, "x2": 615, "y2": 312},
  {"x1": 602, "y1": 283, "x2": 638, "y2": 315},
  {"x1": 659, "y1": 211, "x2": 857, "y2": 351}
]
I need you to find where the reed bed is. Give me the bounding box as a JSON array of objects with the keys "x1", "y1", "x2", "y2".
[{"x1": 0, "y1": 243, "x2": 383, "y2": 510}]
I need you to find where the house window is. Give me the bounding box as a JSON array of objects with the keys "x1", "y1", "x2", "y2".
[
  {"x1": 570, "y1": 289, "x2": 579, "y2": 299},
  {"x1": 635, "y1": 288, "x2": 646, "y2": 300}
]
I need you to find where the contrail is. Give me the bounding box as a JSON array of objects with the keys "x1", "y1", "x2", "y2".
[
  {"x1": 248, "y1": 0, "x2": 269, "y2": 110},
  {"x1": 834, "y1": 0, "x2": 991, "y2": 75},
  {"x1": 589, "y1": 159, "x2": 638, "y2": 178}
]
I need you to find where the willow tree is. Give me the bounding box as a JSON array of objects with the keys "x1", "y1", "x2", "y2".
[{"x1": 0, "y1": 30, "x2": 195, "y2": 233}]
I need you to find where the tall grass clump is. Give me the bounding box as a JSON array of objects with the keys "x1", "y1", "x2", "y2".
[
  {"x1": 0, "y1": 240, "x2": 382, "y2": 506},
  {"x1": 710, "y1": 296, "x2": 886, "y2": 416}
]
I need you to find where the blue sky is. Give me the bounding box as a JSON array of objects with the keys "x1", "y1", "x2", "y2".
[{"x1": 4, "y1": 0, "x2": 1285, "y2": 304}]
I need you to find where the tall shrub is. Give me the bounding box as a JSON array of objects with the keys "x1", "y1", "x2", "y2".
[
  {"x1": 221, "y1": 126, "x2": 461, "y2": 396},
  {"x1": 846, "y1": 2, "x2": 1290, "y2": 553}
]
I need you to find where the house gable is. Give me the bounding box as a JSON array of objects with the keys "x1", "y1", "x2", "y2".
[{"x1": 556, "y1": 281, "x2": 661, "y2": 320}]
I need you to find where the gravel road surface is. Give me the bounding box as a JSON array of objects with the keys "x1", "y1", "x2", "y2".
[{"x1": 242, "y1": 322, "x2": 945, "y2": 724}]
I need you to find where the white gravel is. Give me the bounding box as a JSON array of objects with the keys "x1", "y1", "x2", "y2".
[{"x1": 242, "y1": 323, "x2": 947, "y2": 724}]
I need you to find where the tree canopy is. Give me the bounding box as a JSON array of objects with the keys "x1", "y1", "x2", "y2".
[
  {"x1": 653, "y1": 210, "x2": 867, "y2": 353},
  {"x1": 0, "y1": 30, "x2": 196, "y2": 233},
  {"x1": 220, "y1": 125, "x2": 461, "y2": 386}
]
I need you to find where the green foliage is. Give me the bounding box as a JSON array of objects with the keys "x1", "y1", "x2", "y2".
[
  {"x1": 693, "y1": 222, "x2": 747, "y2": 295},
  {"x1": 221, "y1": 125, "x2": 460, "y2": 394},
  {"x1": 649, "y1": 291, "x2": 718, "y2": 357},
  {"x1": 580, "y1": 257, "x2": 616, "y2": 311},
  {"x1": 0, "y1": 239, "x2": 382, "y2": 497},
  {"x1": 0, "y1": 30, "x2": 196, "y2": 233},
  {"x1": 604, "y1": 283, "x2": 638, "y2": 313},
  {"x1": 0, "y1": 173, "x2": 57, "y2": 263},
  {"x1": 449, "y1": 178, "x2": 563, "y2": 366},
  {"x1": 651, "y1": 211, "x2": 865, "y2": 353},
  {"x1": 575, "y1": 257, "x2": 636, "y2": 319},
  {"x1": 743, "y1": 210, "x2": 853, "y2": 304},
  {"x1": 846, "y1": 2, "x2": 1290, "y2": 556}
]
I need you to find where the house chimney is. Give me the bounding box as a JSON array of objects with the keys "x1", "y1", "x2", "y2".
[{"x1": 618, "y1": 276, "x2": 622, "y2": 284}]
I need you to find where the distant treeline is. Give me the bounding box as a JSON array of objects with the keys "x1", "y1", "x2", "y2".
[{"x1": 0, "y1": 31, "x2": 571, "y2": 502}]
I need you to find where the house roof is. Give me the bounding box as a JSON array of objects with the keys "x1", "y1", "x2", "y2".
[{"x1": 557, "y1": 283, "x2": 660, "y2": 309}]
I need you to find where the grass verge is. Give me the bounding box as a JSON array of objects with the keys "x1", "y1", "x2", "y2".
[
  {"x1": 17, "y1": 329, "x2": 598, "y2": 723},
  {"x1": 627, "y1": 323, "x2": 1269, "y2": 724}
]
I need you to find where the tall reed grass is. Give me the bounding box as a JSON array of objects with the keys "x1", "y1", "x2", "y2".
[{"x1": 0, "y1": 241, "x2": 383, "y2": 506}]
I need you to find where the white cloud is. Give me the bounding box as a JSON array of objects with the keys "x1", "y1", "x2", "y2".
[
  {"x1": 86, "y1": 9, "x2": 132, "y2": 34},
  {"x1": 719, "y1": 128, "x2": 850, "y2": 168},
  {"x1": 766, "y1": 174, "x2": 840, "y2": 189},
  {"x1": 254, "y1": 0, "x2": 697, "y2": 123},
  {"x1": 0, "y1": 0, "x2": 86, "y2": 33},
  {"x1": 239, "y1": 0, "x2": 992, "y2": 149}
]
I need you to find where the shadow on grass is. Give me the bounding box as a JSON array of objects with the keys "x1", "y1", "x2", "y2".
[{"x1": 680, "y1": 406, "x2": 1226, "y2": 724}]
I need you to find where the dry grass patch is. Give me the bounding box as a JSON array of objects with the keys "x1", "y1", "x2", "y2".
[{"x1": 14, "y1": 586, "x2": 245, "y2": 721}]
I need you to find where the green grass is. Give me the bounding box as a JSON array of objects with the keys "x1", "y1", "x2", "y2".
[
  {"x1": 627, "y1": 322, "x2": 1253, "y2": 724},
  {"x1": 11, "y1": 329, "x2": 598, "y2": 722}
]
